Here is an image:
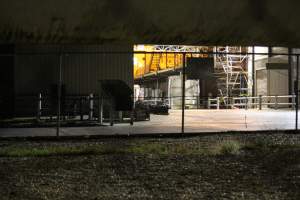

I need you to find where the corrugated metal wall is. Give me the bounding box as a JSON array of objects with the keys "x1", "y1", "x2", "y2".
[
  {"x1": 254, "y1": 55, "x2": 289, "y2": 97},
  {"x1": 14, "y1": 45, "x2": 133, "y2": 95},
  {"x1": 256, "y1": 70, "x2": 268, "y2": 96},
  {"x1": 15, "y1": 53, "x2": 60, "y2": 95},
  {"x1": 268, "y1": 70, "x2": 289, "y2": 96}
]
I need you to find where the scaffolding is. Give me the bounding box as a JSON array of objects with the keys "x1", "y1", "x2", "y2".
[{"x1": 215, "y1": 46, "x2": 248, "y2": 98}]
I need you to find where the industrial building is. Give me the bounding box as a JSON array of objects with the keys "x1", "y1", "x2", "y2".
[
  {"x1": 133, "y1": 45, "x2": 293, "y2": 109},
  {"x1": 0, "y1": 44, "x2": 133, "y2": 118},
  {"x1": 0, "y1": 44, "x2": 296, "y2": 119}
]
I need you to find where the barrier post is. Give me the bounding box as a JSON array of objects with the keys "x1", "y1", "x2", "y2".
[
  {"x1": 275, "y1": 95, "x2": 278, "y2": 110},
  {"x1": 98, "y1": 95, "x2": 104, "y2": 125},
  {"x1": 292, "y1": 95, "x2": 296, "y2": 110},
  {"x1": 80, "y1": 97, "x2": 83, "y2": 121},
  {"x1": 231, "y1": 98, "x2": 235, "y2": 109},
  {"x1": 110, "y1": 99, "x2": 115, "y2": 126},
  {"x1": 89, "y1": 94, "x2": 94, "y2": 120},
  {"x1": 217, "y1": 97, "x2": 220, "y2": 110},
  {"x1": 37, "y1": 93, "x2": 42, "y2": 121},
  {"x1": 259, "y1": 95, "x2": 262, "y2": 110}
]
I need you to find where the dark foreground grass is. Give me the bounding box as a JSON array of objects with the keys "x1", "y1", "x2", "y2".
[
  {"x1": 0, "y1": 145, "x2": 101, "y2": 157},
  {"x1": 0, "y1": 141, "x2": 238, "y2": 157},
  {"x1": 1, "y1": 135, "x2": 300, "y2": 200},
  {"x1": 1, "y1": 139, "x2": 298, "y2": 157}
]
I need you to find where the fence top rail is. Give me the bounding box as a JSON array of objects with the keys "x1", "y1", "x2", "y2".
[
  {"x1": 232, "y1": 97, "x2": 259, "y2": 100},
  {"x1": 0, "y1": 51, "x2": 300, "y2": 57},
  {"x1": 261, "y1": 95, "x2": 296, "y2": 98},
  {"x1": 221, "y1": 95, "x2": 295, "y2": 100}
]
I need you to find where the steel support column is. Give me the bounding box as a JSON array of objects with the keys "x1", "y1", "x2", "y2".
[
  {"x1": 288, "y1": 48, "x2": 293, "y2": 96},
  {"x1": 181, "y1": 53, "x2": 186, "y2": 134},
  {"x1": 252, "y1": 46, "x2": 255, "y2": 97},
  {"x1": 296, "y1": 55, "x2": 299, "y2": 130}
]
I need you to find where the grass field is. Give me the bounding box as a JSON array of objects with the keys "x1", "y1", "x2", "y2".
[{"x1": 0, "y1": 133, "x2": 299, "y2": 200}]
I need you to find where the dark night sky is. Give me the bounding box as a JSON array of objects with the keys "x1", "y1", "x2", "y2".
[{"x1": 0, "y1": 0, "x2": 300, "y2": 46}]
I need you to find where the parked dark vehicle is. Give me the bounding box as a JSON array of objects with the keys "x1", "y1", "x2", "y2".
[
  {"x1": 134, "y1": 100, "x2": 150, "y2": 121},
  {"x1": 139, "y1": 100, "x2": 169, "y2": 115},
  {"x1": 150, "y1": 101, "x2": 169, "y2": 115}
]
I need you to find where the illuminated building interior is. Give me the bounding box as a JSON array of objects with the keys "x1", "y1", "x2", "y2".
[{"x1": 133, "y1": 45, "x2": 211, "y2": 79}]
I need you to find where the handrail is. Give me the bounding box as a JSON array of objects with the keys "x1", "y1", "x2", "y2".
[{"x1": 208, "y1": 95, "x2": 296, "y2": 110}]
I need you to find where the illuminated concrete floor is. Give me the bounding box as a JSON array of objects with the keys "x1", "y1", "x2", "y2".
[{"x1": 0, "y1": 109, "x2": 298, "y2": 137}]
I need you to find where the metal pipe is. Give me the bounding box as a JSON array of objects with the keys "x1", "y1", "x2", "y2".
[{"x1": 181, "y1": 53, "x2": 186, "y2": 134}]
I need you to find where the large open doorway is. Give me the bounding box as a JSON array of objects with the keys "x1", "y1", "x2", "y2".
[{"x1": 133, "y1": 45, "x2": 298, "y2": 133}]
